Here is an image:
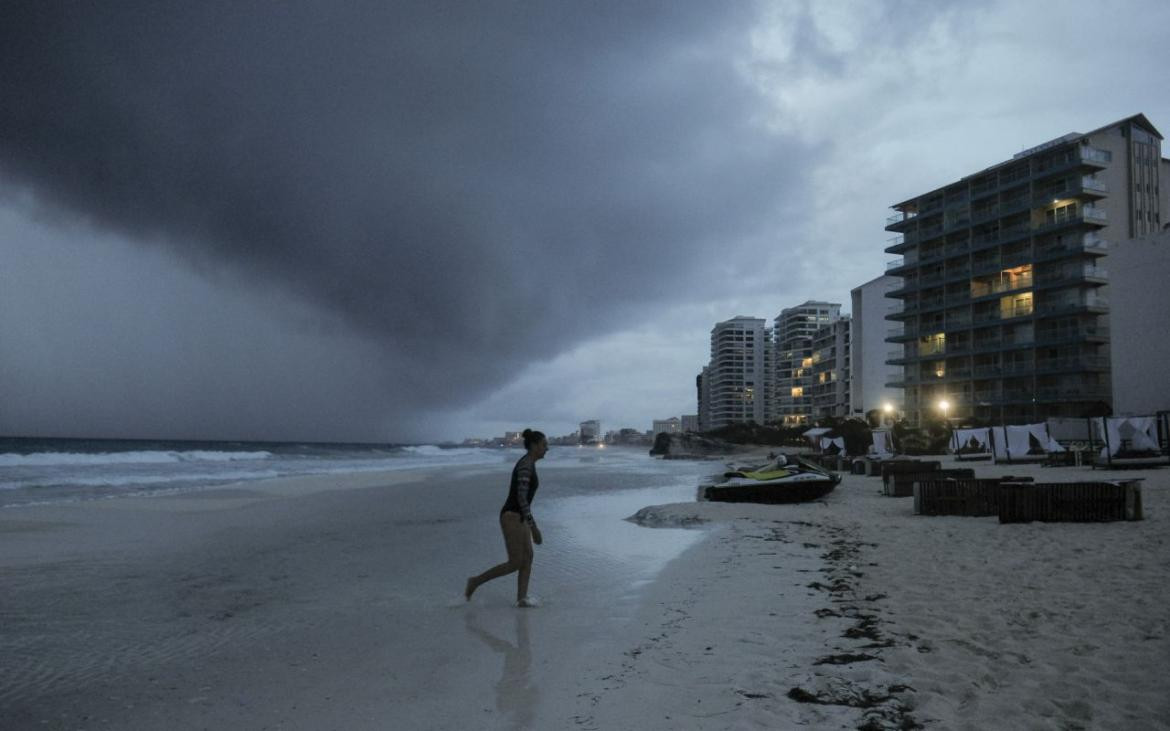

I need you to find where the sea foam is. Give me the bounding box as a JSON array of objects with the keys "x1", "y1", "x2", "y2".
[{"x1": 0, "y1": 450, "x2": 274, "y2": 467}]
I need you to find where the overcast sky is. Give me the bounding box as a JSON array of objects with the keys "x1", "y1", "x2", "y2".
[{"x1": 2, "y1": 1, "x2": 1168, "y2": 443}]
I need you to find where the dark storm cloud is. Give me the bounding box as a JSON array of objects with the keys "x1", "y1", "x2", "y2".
[{"x1": 0, "y1": 2, "x2": 809, "y2": 430}]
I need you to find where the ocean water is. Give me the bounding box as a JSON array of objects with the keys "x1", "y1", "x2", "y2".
[
  {"x1": 0, "y1": 437, "x2": 512, "y2": 508},
  {"x1": 0, "y1": 437, "x2": 721, "y2": 509}
]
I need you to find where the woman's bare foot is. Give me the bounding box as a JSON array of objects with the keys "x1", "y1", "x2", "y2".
[{"x1": 464, "y1": 577, "x2": 476, "y2": 601}]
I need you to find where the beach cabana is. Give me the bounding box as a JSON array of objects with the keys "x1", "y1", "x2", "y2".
[
  {"x1": 802, "y1": 427, "x2": 831, "y2": 451},
  {"x1": 820, "y1": 436, "x2": 846, "y2": 455},
  {"x1": 991, "y1": 423, "x2": 1059, "y2": 464},
  {"x1": 951, "y1": 427, "x2": 992, "y2": 461},
  {"x1": 1092, "y1": 416, "x2": 1169, "y2": 467}
]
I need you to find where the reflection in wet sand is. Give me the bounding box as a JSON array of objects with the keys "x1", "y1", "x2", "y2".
[{"x1": 466, "y1": 610, "x2": 537, "y2": 730}]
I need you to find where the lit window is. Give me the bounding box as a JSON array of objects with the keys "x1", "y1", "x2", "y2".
[{"x1": 791, "y1": 387, "x2": 803, "y2": 397}]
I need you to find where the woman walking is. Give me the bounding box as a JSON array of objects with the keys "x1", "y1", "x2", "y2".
[{"x1": 465, "y1": 429, "x2": 547, "y2": 607}]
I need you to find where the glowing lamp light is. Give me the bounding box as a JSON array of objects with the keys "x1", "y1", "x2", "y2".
[
  {"x1": 882, "y1": 402, "x2": 894, "y2": 414},
  {"x1": 937, "y1": 399, "x2": 951, "y2": 418}
]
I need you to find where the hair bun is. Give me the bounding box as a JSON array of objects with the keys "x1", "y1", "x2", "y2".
[{"x1": 522, "y1": 428, "x2": 532, "y2": 438}]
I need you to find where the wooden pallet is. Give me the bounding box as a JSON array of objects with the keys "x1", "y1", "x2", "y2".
[
  {"x1": 878, "y1": 460, "x2": 941, "y2": 483},
  {"x1": 914, "y1": 478, "x2": 1011, "y2": 516},
  {"x1": 885, "y1": 469, "x2": 976, "y2": 497},
  {"x1": 998, "y1": 481, "x2": 1143, "y2": 523}
]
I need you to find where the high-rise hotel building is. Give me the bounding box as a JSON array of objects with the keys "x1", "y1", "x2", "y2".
[
  {"x1": 810, "y1": 315, "x2": 851, "y2": 419},
  {"x1": 773, "y1": 301, "x2": 841, "y2": 425},
  {"x1": 701, "y1": 316, "x2": 771, "y2": 430},
  {"x1": 885, "y1": 114, "x2": 1164, "y2": 424}
]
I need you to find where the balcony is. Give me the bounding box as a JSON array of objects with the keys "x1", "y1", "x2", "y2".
[
  {"x1": 970, "y1": 223, "x2": 1032, "y2": 252},
  {"x1": 972, "y1": 205, "x2": 1000, "y2": 224},
  {"x1": 945, "y1": 316, "x2": 973, "y2": 331},
  {"x1": 972, "y1": 258, "x2": 1003, "y2": 276},
  {"x1": 919, "y1": 271, "x2": 945, "y2": 287},
  {"x1": 972, "y1": 338, "x2": 1003, "y2": 352},
  {"x1": 1001, "y1": 302, "x2": 1034, "y2": 319},
  {"x1": 886, "y1": 257, "x2": 904, "y2": 271},
  {"x1": 1035, "y1": 386, "x2": 1111, "y2": 402},
  {"x1": 1079, "y1": 147, "x2": 1112, "y2": 166},
  {"x1": 1035, "y1": 324, "x2": 1110, "y2": 345},
  {"x1": 1035, "y1": 265, "x2": 1108, "y2": 288},
  {"x1": 973, "y1": 364, "x2": 1002, "y2": 378},
  {"x1": 1083, "y1": 206, "x2": 1108, "y2": 223},
  {"x1": 1001, "y1": 360, "x2": 1036, "y2": 375},
  {"x1": 1033, "y1": 146, "x2": 1112, "y2": 177},
  {"x1": 919, "y1": 246, "x2": 946, "y2": 263},
  {"x1": 1081, "y1": 176, "x2": 1108, "y2": 193},
  {"x1": 973, "y1": 389, "x2": 1001, "y2": 404},
  {"x1": 918, "y1": 223, "x2": 944, "y2": 240},
  {"x1": 971, "y1": 276, "x2": 1034, "y2": 299},
  {"x1": 1035, "y1": 299, "x2": 1109, "y2": 317},
  {"x1": 1035, "y1": 236, "x2": 1109, "y2": 262},
  {"x1": 1034, "y1": 356, "x2": 1110, "y2": 374}
]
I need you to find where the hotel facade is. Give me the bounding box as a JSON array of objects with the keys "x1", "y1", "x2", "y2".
[
  {"x1": 699, "y1": 316, "x2": 771, "y2": 430},
  {"x1": 885, "y1": 114, "x2": 1164, "y2": 425},
  {"x1": 773, "y1": 301, "x2": 842, "y2": 425}
]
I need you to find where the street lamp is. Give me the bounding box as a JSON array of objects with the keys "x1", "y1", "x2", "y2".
[
  {"x1": 882, "y1": 402, "x2": 895, "y2": 426},
  {"x1": 937, "y1": 399, "x2": 951, "y2": 422}
]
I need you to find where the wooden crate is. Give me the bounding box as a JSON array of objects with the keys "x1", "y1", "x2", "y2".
[
  {"x1": 879, "y1": 460, "x2": 940, "y2": 484},
  {"x1": 885, "y1": 468, "x2": 976, "y2": 497},
  {"x1": 914, "y1": 478, "x2": 1007, "y2": 516},
  {"x1": 998, "y1": 481, "x2": 1144, "y2": 523}
]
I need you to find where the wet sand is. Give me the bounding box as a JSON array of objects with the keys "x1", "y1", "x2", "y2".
[{"x1": 0, "y1": 458, "x2": 710, "y2": 730}]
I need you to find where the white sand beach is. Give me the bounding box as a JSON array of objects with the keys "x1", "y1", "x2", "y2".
[
  {"x1": 617, "y1": 457, "x2": 1170, "y2": 731},
  {"x1": 2, "y1": 453, "x2": 1167, "y2": 730}
]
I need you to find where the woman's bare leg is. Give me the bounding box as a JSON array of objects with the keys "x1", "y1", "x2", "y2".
[
  {"x1": 515, "y1": 526, "x2": 534, "y2": 603},
  {"x1": 467, "y1": 512, "x2": 532, "y2": 601}
]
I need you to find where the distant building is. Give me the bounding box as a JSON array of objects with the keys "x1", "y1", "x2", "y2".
[
  {"x1": 549, "y1": 432, "x2": 580, "y2": 447},
  {"x1": 680, "y1": 414, "x2": 700, "y2": 432},
  {"x1": 652, "y1": 417, "x2": 681, "y2": 437},
  {"x1": 851, "y1": 275, "x2": 904, "y2": 418},
  {"x1": 885, "y1": 114, "x2": 1164, "y2": 424},
  {"x1": 703, "y1": 317, "x2": 772, "y2": 430},
  {"x1": 578, "y1": 420, "x2": 601, "y2": 443},
  {"x1": 774, "y1": 301, "x2": 842, "y2": 425},
  {"x1": 810, "y1": 315, "x2": 852, "y2": 419}
]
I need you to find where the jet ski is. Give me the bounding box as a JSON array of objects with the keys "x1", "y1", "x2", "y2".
[{"x1": 703, "y1": 454, "x2": 840, "y2": 504}]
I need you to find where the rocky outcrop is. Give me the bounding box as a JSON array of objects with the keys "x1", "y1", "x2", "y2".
[{"x1": 649, "y1": 432, "x2": 745, "y2": 459}]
